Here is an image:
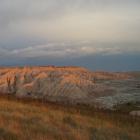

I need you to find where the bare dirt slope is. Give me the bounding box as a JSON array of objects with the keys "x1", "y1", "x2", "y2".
[{"x1": 0, "y1": 66, "x2": 139, "y2": 109}]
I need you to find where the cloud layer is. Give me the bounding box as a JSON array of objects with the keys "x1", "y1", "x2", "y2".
[
  {"x1": 0, "y1": 42, "x2": 140, "y2": 59},
  {"x1": 1, "y1": 0, "x2": 140, "y2": 42},
  {"x1": 0, "y1": 0, "x2": 140, "y2": 70}
]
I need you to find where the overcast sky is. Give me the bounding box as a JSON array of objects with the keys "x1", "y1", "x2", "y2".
[{"x1": 0, "y1": 0, "x2": 140, "y2": 71}]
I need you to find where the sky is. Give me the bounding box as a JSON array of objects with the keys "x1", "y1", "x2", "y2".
[{"x1": 0, "y1": 0, "x2": 140, "y2": 71}]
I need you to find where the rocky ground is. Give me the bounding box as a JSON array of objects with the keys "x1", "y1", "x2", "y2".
[{"x1": 0, "y1": 66, "x2": 139, "y2": 109}]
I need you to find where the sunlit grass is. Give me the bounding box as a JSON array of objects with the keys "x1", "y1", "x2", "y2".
[{"x1": 0, "y1": 96, "x2": 139, "y2": 140}]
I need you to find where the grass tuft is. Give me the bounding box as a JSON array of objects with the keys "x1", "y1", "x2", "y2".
[
  {"x1": 0, "y1": 128, "x2": 18, "y2": 140},
  {"x1": 63, "y1": 116, "x2": 78, "y2": 128}
]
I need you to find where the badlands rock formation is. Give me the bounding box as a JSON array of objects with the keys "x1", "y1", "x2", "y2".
[{"x1": 0, "y1": 66, "x2": 139, "y2": 109}]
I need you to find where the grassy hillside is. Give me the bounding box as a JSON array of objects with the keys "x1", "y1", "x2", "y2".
[{"x1": 0, "y1": 96, "x2": 139, "y2": 140}]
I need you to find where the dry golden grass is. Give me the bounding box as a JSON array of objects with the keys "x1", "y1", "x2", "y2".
[{"x1": 0, "y1": 96, "x2": 139, "y2": 140}]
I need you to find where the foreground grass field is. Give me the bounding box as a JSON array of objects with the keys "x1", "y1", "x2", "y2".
[{"x1": 0, "y1": 96, "x2": 139, "y2": 140}]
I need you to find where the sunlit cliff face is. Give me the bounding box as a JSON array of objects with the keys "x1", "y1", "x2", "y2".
[
  {"x1": 0, "y1": 66, "x2": 129, "y2": 94},
  {"x1": 0, "y1": 0, "x2": 140, "y2": 70},
  {"x1": 0, "y1": 65, "x2": 139, "y2": 109}
]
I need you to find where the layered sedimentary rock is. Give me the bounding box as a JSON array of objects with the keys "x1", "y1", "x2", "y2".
[{"x1": 0, "y1": 66, "x2": 138, "y2": 108}]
